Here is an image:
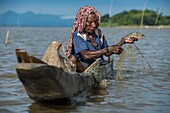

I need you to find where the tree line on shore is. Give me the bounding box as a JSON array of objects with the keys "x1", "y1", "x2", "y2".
[{"x1": 100, "y1": 9, "x2": 170, "y2": 27}]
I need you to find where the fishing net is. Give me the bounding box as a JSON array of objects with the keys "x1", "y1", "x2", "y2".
[{"x1": 115, "y1": 44, "x2": 153, "y2": 80}]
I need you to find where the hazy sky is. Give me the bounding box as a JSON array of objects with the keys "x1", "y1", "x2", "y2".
[{"x1": 0, "y1": 0, "x2": 170, "y2": 18}]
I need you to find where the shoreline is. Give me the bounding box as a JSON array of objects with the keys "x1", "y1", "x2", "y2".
[
  {"x1": 0, "y1": 25, "x2": 170, "y2": 28},
  {"x1": 103, "y1": 25, "x2": 170, "y2": 29}
]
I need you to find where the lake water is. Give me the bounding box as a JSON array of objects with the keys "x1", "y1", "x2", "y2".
[{"x1": 0, "y1": 27, "x2": 170, "y2": 113}]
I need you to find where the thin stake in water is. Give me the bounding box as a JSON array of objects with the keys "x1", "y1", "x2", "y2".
[{"x1": 5, "y1": 30, "x2": 10, "y2": 45}]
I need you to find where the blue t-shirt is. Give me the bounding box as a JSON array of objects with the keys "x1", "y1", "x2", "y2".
[{"x1": 72, "y1": 30, "x2": 108, "y2": 66}]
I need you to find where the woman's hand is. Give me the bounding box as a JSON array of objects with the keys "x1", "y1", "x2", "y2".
[
  {"x1": 109, "y1": 45, "x2": 119, "y2": 54},
  {"x1": 124, "y1": 37, "x2": 138, "y2": 44},
  {"x1": 116, "y1": 47, "x2": 124, "y2": 55},
  {"x1": 105, "y1": 45, "x2": 121, "y2": 56}
]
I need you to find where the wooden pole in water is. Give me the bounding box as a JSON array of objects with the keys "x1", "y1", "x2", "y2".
[
  {"x1": 108, "y1": 0, "x2": 113, "y2": 27},
  {"x1": 5, "y1": 30, "x2": 9, "y2": 45},
  {"x1": 140, "y1": 0, "x2": 147, "y2": 32},
  {"x1": 154, "y1": 8, "x2": 161, "y2": 25}
]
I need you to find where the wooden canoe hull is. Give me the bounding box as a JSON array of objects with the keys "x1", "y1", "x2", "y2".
[
  {"x1": 16, "y1": 63, "x2": 95, "y2": 101},
  {"x1": 15, "y1": 47, "x2": 113, "y2": 102}
]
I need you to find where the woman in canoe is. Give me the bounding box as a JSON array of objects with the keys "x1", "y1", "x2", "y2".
[{"x1": 66, "y1": 6, "x2": 136, "y2": 72}]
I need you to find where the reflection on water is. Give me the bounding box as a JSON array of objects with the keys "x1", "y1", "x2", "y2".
[
  {"x1": 28, "y1": 103, "x2": 78, "y2": 113},
  {"x1": 0, "y1": 27, "x2": 170, "y2": 113}
]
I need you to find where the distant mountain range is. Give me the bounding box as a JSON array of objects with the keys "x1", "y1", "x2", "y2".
[
  {"x1": 0, "y1": 11, "x2": 74, "y2": 27},
  {"x1": 2, "y1": 10, "x2": 169, "y2": 27}
]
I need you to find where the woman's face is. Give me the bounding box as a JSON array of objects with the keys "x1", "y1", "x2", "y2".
[{"x1": 85, "y1": 13, "x2": 98, "y2": 34}]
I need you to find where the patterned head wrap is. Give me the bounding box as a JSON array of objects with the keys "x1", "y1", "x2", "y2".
[{"x1": 66, "y1": 6, "x2": 101, "y2": 57}]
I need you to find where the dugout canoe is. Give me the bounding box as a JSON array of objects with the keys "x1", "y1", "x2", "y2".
[{"x1": 15, "y1": 43, "x2": 113, "y2": 102}]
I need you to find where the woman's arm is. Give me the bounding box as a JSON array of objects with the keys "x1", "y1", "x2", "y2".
[{"x1": 80, "y1": 48, "x2": 108, "y2": 60}]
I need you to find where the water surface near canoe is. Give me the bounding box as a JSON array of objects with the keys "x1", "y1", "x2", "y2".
[{"x1": 0, "y1": 27, "x2": 170, "y2": 113}]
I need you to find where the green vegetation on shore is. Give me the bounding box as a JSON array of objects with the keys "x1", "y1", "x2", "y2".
[{"x1": 100, "y1": 9, "x2": 170, "y2": 27}]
